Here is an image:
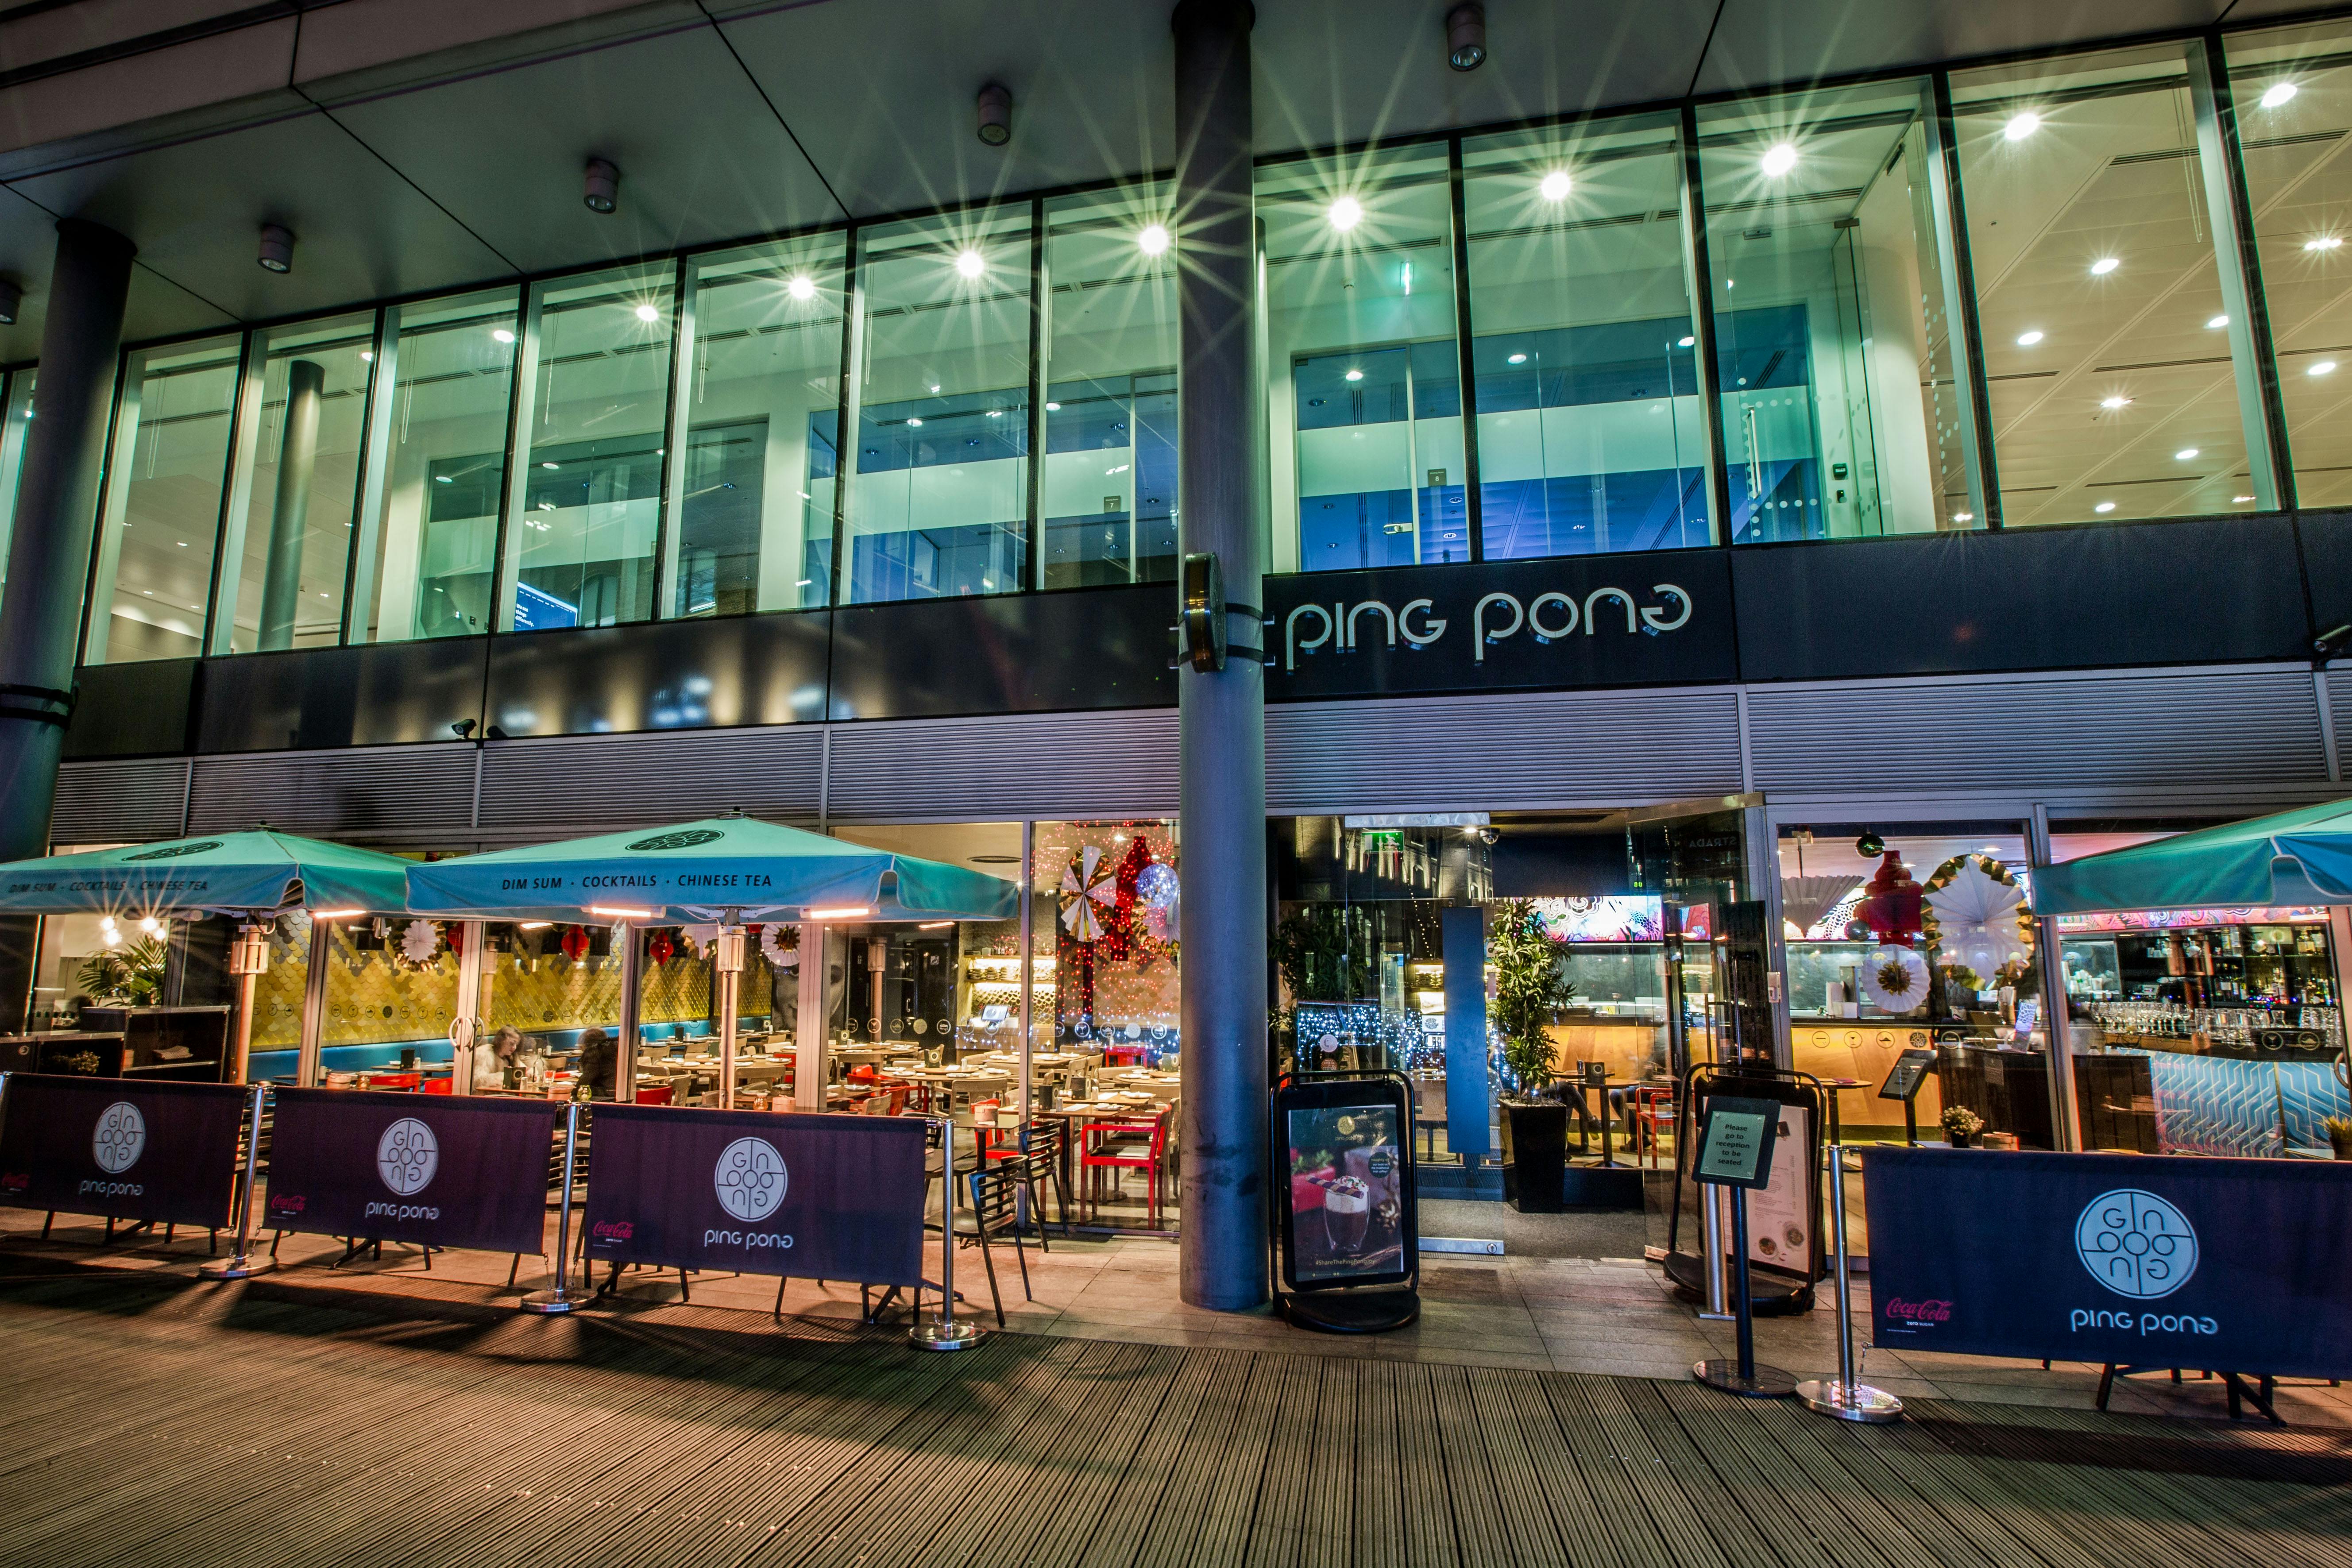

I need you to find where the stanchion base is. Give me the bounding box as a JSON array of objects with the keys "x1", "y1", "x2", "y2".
[
  {"x1": 520, "y1": 1290, "x2": 579, "y2": 1315},
  {"x1": 197, "y1": 1258, "x2": 274, "y2": 1282},
  {"x1": 1796, "y1": 1378, "x2": 1904, "y2": 1422},
  {"x1": 1693, "y1": 1358, "x2": 1799, "y2": 1398},
  {"x1": 910, "y1": 1320, "x2": 985, "y2": 1352}
]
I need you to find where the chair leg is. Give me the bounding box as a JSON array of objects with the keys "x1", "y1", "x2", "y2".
[
  {"x1": 975, "y1": 1231, "x2": 1005, "y2": 1328},
  {"x1": 775, "y1": 1274, "x2": 788, "y2": 1317},
  {"x1": 1012, "y1": 1226, "x2": 1031, "y2": 1302}
]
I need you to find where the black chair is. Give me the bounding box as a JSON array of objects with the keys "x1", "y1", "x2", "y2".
[{"x1": 959, "y1": 1163, "x2": 1033, "y2": 1327}]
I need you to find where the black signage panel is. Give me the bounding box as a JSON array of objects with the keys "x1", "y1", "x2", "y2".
[
  {"x1": 1261, "y1": 549, "x2": 1736, "y2": 699},
  {"x1": 581, "y1": 1105, "x2": 926, "y2": 1286},
  {"x1": 0, "y1": 1074, "x2": 243, "y2": 1228},
  {"x1": 1693, "y1": 1095, "x2": 1781, "y2": 1189},
  {"x1": 263, "y1": 1088, "x2": 560, "y2": 1254},
  {"x1": 1877, "y1": 1049, "x2": 1937, "y2": 1102},
  {"x1": 1864, "y1": 1146, "x2": 2352, "y2": 1379}
]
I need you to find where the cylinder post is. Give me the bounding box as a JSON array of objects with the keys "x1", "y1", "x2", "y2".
[
  {"x1": 522, "y1": 1101, "x2": 583, "y2": 1313},
  {"x1": 198, "y1": 1081, "x2": 274, "y2": 1280},
  {"x1": 911, "y1": 1116, "x2": 984, "y2": 1350},
  {"x1": 257, "y1": 359, "x2": 324, "y2": 650}
]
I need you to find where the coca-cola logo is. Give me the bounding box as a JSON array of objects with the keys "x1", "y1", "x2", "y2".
[
  {"x1": 267, "y1": 1193, "x2": 307, "y2": 1216},
  {"x1": 1884, "y1": 1297, "x2": 1953, "y2": 1323},
  {"x1": 0, "y1": 1171, "x2": 27, "y2": 1193},
  {"x1": 591, "y1": 1220, "x2": 634, "y2": 1242}
]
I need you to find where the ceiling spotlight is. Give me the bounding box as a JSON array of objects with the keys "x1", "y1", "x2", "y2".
[
  {"x1": 2004, "y1": 112, "x2": 2041, "y2": 142},
  {"x1": 1344, "y1": 368, "x2": 1364, "y2": 382},
  {"x1": 2016, "y1": 329, "x2": 2043, "y2": 346},
  {"x1": 0, "y1": 279, "x2": 19, "y2": 325},
  {"x1": 788, "y1": 274, "x2": 816, "y2": 301},
  {"x1": 1952, "y1": 511, "x2": 1975, "y2": 523},
  {"x1": 977, "y1": 82, "x2": 1012, "y2": 147},
  {"x1": 583, "y1": 157, "x2": 619, "y2": 215},
  {"x1": 2313, "y1": 359, "x2": 2339, "y2": 376},
  {"x1": 955, "y1": 248, "x2": 986, "y2": 278},
  {"x1": 2234, "y1": 494, "x2": 2255, "y2": 503},
  {"x1": 1045, "y1": 401, "x2": 1060, "y2": 411},
  {"x1": 493, "y1": 328, "x2": 515, "y2": 344},
  {"x1": 2175, "y1": 447, "x2": 2199, "y2": 461},
  {"x1": 2093, "y1": 500, "x2": 2117, "y2": 513},
  {"x1": 1138, "y1": 223, "x2": 1171, "y2": 256},
  {"x1": 1539, "y1": 170, "x2": 1572, "y2": 201},
  {"x1": 1506, "y1": 352, "x2": 1527, "y2": 364},
  {"x1": 1445, "y1": 2, "x2": 1487, "y2": 71},
  {"x1": 634, "y1": 303, "x2": 659, "y2": 322},
  {"x1": 2090, "y1": 256, "x2": 2120, "y2": 275},
  {"x1": 906, "y1": 417, "x2": 923, "y2": 427},
  {"x1": 2262, "y1": 82, "x2": 2299, "y2": 110},
  {"x1": 2307, "y1": 235, "x2": 2344, "y2": 251},
  {"x1": 2101, "y1": 395, "x2": 2132, "y2": 409},
  {"x1": 1329, "y1": 196, "x2": 1364, "y2": 232},
  {"x1": 2207, "y1": 314, "x2": 2230, "y2": 329},
  {"x1": 1761, "y1": 143, "x2": 1798, "y2": 178},
  {"x1": 1678, "y1": 335, "x2": 1696, "y2": 348},
  {"x1": 138, "y1": 916, "x2": 160, "y2": 935},
  {"x1": 256, "y1": 223, "x2": 294, "y2": 274}
]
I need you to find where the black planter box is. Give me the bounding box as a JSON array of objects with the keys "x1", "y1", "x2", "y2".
[{"x1": 1500, "y1": 1101, "x2": 1568, "y2": 1213}]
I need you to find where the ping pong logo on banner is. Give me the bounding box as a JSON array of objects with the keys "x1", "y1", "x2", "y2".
[
  {"x1": 715, "y1": 1136, "x2": 788, "y2": 1222},
  {"x1": 92, "y1": 1102, "x2": 146, "y2": 1174},
  {"x1": 376, "y1": 1118, "x2": 440, "y2": 1196},
  {"x1": 2074, "y1": 1188, "x2": 2199, "y2": 1300}
]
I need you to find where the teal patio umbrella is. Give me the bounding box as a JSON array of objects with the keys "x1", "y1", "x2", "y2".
[
  {"x1": 0, "y1": 830, "x2": 418, "y2": 1083},
  {"x1": 407, "y1": 816, "x2": 1017, "y2": 1105},
  {"x1": 2031, "y1": 797, "x2": 2352, "y2": 916}
]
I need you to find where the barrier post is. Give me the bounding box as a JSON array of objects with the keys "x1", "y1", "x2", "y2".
[
  {"x1": 911, "y1": 1116, "x2": 983, "y2": 1351},
  {"x1": 523, "y1": 1101, "x2": 583, "y2": 1314},
  {"x1": 199, "y1": 1081, "x2": 274, "y2": 1280},
  {"x1": 1699, "y1": 1184, "x2": 1733, "y2": 1321},
  {"x1": 1797, "y1": 1141, "x2": 1904, "y2": 1422}
]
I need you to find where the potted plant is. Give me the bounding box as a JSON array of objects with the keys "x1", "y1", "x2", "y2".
[
  {"x1": 2325, "y1": 1116, "x2": 2352, "y2": 1162},
  {"x1": 1941, "y1": 1105, "x2": 1985, "y2": 1149},
  {"x1": 1490, "y1": 900, "x2": 1578, "y2": 1212}
]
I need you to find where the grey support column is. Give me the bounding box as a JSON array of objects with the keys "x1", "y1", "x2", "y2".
[
  {"x1": 0, "y1": 220, "x2": 135, "y2": 1031},
  {"x1": 1172, "y1": 0, "x2": 1268, "y2": 1313},
  {"x1": 257, "y1": 359, "x2": 324, "y2": 650}
]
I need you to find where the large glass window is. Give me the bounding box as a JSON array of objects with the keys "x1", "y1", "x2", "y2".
[
  {"x1": 1039, "y1": 189, "x2": 1179, "y2": 589},
  {"x1": 212, "y1": 313, "x2": 375, "y2": 653},
  {"x1": 1262, "y1": 147, "x2": 1467, "y2": 574},
  {"x1": 1953, "y1": 45, "x2": 2273, "y2": 524},
  {"x1": 1462, "y1": 116, "x2": 1715, "y2": 558},
  {"x1": 348, "y1": 290, "x2": 519, "y2": 644},
  {"x1": 843, "y1": 209, "x2": 1032, "y2": 605},
  {"x1": 85, "y1": 336, "x2": 241, "y2": 664},
  {"x1": 665, "y1": 237, "x2": 847, "y2": 617},
  {"x1": 499, "y1": 265, "x2": 674, "y2": 632},
  {"x1": 2228, "y1": 22, "x2": 2352, "y2": 508},
  {"x1": 0, "y1": 367, "x2": 35, "y2": 595},
  {"x1": 1700, "y1": 81, "x2": 1980, "y2": 543}
]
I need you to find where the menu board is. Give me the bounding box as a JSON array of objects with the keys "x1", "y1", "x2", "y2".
[{"x1": 1286, "y1": 1102, "x2": 1406, "y2": 1284}]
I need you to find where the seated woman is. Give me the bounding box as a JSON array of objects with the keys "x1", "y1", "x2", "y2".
[{"x1": 577, "y1": 1026, "x2": 617, "y2": 1101}]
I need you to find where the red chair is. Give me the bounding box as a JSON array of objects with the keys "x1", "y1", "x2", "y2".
[
  {"x1": 1100, "y1": 1045, "x2": 1147, "y2": 1067},
  {"x1": 635, "y1": 1085, "x2": 675, "y2": 1106},
  {"x1": 1080, "y1": 1108, "x2": 1170, "y2": 1226},
  {"x1": 421, "y1": 1078, "x2": 453, "y2": 1096},
  {"x1": 363, "y1": 1072, "x2": 421, "y2": 1091},
  {"x1": 1630, "y1": 1086, "x2": 1676, "y2": 1167}
]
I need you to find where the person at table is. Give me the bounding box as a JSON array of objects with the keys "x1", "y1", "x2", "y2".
[
  {"x1": 578, "y1": 1026, "x2": 617, "y2": 1101},
  {"x1": 481, "y1": 1025, "x2": 529, "y2": 1089}
]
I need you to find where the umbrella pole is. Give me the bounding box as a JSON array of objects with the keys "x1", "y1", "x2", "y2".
[
  {"x1": 717, "y1": 921, "x2": 745, "y2": 1109},
  {"x1": 226, "y1": 923, "x2": 271, "y2": 1086}
]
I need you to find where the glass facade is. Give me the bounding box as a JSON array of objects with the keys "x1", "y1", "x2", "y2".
[
  {"x1": 67, "y1": 23, "x2": 2352, "y2": 664},
  {"x1": 0, "y1": 367, "x2": 34, "y2": 595}
]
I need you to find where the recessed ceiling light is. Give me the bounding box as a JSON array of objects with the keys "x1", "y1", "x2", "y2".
[
  {"x1": 493, "y1": 328, "x2": 515, "y2": 344},
  {"x1": 1506, "y1": 352, "x2": 1527, "y2": 364},
  {"x1": 634, "y1": 304, "x2": 659, "y2": 321},
  {"x1": 2175, "y1": 448, "x2": 2199, "y2": 460},
  {"x1": 541, "y1": 460, "x2": 558, "y2": 469},
  {"x1": 2016, "y1": 329, "x2": 2043, "y2": 346},
  {"x1": 1344, "y1": 368, "x2": 1364, "y2": 382},
  {"x1": 2004, "y1": 112, "x2": 2041, "y2": 142},
  {"x1": 986, "y1": 408, "x2": 1003, "y2": 417},
  {"x1": 2262, "y1": 82, "x2": 2299, "y2": 109},
  {"x1": 788, "y1": 275, "x2": 816, "y2": 301},
  {"x1": 906, "y1": 417, "x2": 923, "y2": 428},
  {"x1": 2093, "y1": 500, "x2": 2116, "y2": 513},
  {"x1": 2101, "y1": 395, "x2": 2132, "y2": 409},
  {"x1": 2307, "y1": 235, "x2": 2344, "y2": 252},
  {"x1": 1539, "y1": 170, "x2": 1572, "y2": 201},
  {"x1": 1044, "y1": 401, "x2": 1060, "y2": 411},
  {"x1": 956, "y1": 249, "x2": 986, "y2": 278},
  {"x1": 2090, "y1": 257, "x2": 2120, "y2": 275},
  {"x1": 1328, "y1": 196, "x2": 1364, "y2": 231},
  {"x1": 1760, "y1": 143, "x2": 1798, "y2": 178},
  {"x1": 1952, "y1": 511, "x2": 1975, "y2": 522},
  {"x1": 1677, "y1": 335, "x2": 1695, "y2": 348},
  {"x1": 1138, "y1": 223, "x2": 1171, "y2": 255},
  {"x1": 2313, "y1": 359, "x2": 2339, "y2": 376},
  {"x1": 2234, "y1": 494, "x2": 2255, "y2": 503},
  {"x1": 2207, "y1": 314, "x2": 2230, "y2": 329}
]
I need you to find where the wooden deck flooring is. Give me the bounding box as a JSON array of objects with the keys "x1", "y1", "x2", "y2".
[{"x1": 0, "y1": 1265, "x2": 2347, "y2": 1568}]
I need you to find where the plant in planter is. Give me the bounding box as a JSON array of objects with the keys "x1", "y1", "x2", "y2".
[
  {"x1": 1941, "y1": 1105, "x2": 1985, "y2": 1149},
  {"x1": 1489, "y1": 900, "x2": 1579, "y2": 1211},
  {"x1": 2325, "y1": 1116, "x2": 2352, "y2": 1161}
]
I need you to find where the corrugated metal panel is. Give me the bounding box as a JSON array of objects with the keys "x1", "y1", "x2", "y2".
[
  {"x1": 826, "y1": 710, "x2": 1177, "y2": 821},
  {"x1": 1267, "y1": 689, "x2": 1744, "y2": 814},
  {"x1": 1747, "y1": 669, "x2": 2327, "y2": 799},
  {"x1": 187, "y1": 745, "x2": 476, "y2": 842},
  {"x1": 2328, "y1": 667, "x2": 2352, "y2": 782},
  {"x1": 50, "y1": 758, "x2": 189, "y2": 846},
  {"x1": 478, "y1": 727, "x2": 824, "y2": 832}
]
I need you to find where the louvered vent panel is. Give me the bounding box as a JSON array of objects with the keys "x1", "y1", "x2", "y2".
[
  {"x1": 50, "y1": 759, "x2": 189, "y2": 846},
  {"x1": 2330, "y1": 668, "x2": 2352, "y2": 776},
  {"x1": 827, "y1": 711, "x2": 1177, "y2": 821},
  {"x1": 1267, "y1": 689, "x2": 1743, "y2": 813},
  {"x1": 187, "y1": 746, "x2": 476, "y2": 842},
  {"x1": 478, "y1": 727, "x2": 823, "y2": 832},
  {"x1": 1747, "y1": 670, "x2": 2325, "y2": 796}
]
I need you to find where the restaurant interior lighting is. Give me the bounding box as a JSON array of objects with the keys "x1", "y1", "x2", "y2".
[
  {"x1": 138, "y1": 916, "x2": 160, "y2": 934},
  {"x1": 2313, "y1": 360, "x2": 2339, "y2": 376},
  {"x1": 2090, "y1": 256, "x2": 2120, "y2": 275},
  {"x1": 2307, "y1": 235, "x2": 2344, "y2": 251},
  {"x1": 99, "y1": 915, "x2": 115, "y2": 930},
  {"x1": 919, "y1": 921, "x2": 954, "y2": 929},
  {"x1": 519, "y1": 921, "x2": 553, "y2": 930},
  {"x1": 2176, "y1": 448, "x2": 2199, "y2": 460},
  {"x1": 588, "y1": 905, "x2": 654, "y2": 919},
  {"x1": 2235, "y1": 494, "x2": 2256, "y2": 502},
  {"x1": 1137, "y1": 223, "x2": 1170, "y2": 255},
  {"x1": 1539, "y1": 170, "x2": 1572, "y2": 201},
  {"x1": 493, "y1": 328, "x2": 515, "y2": 343},
  {"x1": 1328, "y1": 196, "x2": 1363, "y2": 231},
  {"x1": 1760, "y1": 143, "x2": 1798, "y2": 178},
  {"x1": 2003, "y1": 112, "x2": 2041, "y2": 141},
  {"x1": 2094, "y1": 500, "x2": 2117, "y2": 512},
  {"x1": 101, "y1": 928, "x2": 120, "y2": 946},
  {"x1": 2207, "y1": 314, "x2": 2229, "y2": 328},
  {"x1": 2016, "y1": 329, "x2": 2043, "y2": 345},
  {"x1": 1344, "y1": 368, "x2": 1364, "y2": 381},
  {"x1": 2263, "y1": 81, "x2": 2299, "y2": 109},
  {"x1": 2101, "y1": 395, "x2": 2132, "y2": 409},
  {"x1": 807, "y1": 906, "x2": 871, "y2": 920},
  {"x1": 312, "y1": 909, "x2": 365, "y2": 920},
  {"x1": 1677, "y1": 335, "x2": 1695, "y2": 347},
  {"x1": 1506, "y1": 352, "x2": 1527, "y2": 364}
]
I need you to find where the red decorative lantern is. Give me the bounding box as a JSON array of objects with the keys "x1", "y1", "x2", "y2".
[
  {"x1": 560, "y1": 925, "x2": 589, "y2": 962},
  {"x1": 647, "y1": 929, "x2": 676, "y2": 967}
]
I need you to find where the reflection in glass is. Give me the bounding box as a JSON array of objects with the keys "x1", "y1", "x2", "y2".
[
  {"x1": 84, "y1": 336, "x2": 241, "y2": 664},
  {"x1": 1463, "y1": 116, "x2": 1715, "y2": 557},
  {"x1": 214, "y1": 313, "x2": 374, "y2": 652},
  {"x1": 1953, "y1": 45, "x2": 2269, "y2": 524},
  {"x1": 1262, "y1": 147, "x2": 1468, "y2": 574},
  {"x1": 670, "y1": 235, "x2": 847, "y2": 615},
  {"x1": 845, "y1": 210, "x2": 1031, "y2": 604},
  {"x1": 501, "y1": 266, "x2": 673, "y2": 632},
  {"x1": 349, "y1": 290, "x2": 518, "y2": 644},
  {"x1": 1700, "y1": 81, "x2": 1978, "y2": 542},
  {"x1": 0, "y1": 369, "x2": 35, "y2": 595},
  {"x1": 1041, "y1": 189, "x2": 1179, "y2": 588}
]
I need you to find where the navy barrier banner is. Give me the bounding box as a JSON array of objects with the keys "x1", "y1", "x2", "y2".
[
  {"x1": 1864, "y1": 1146, "x2": 2352, "y2": 1379},
  {"x1": 582, "y1": 1105, "x2": 925, "y2": 1286},
  {"x1": 264, "y1": 1088, "x2": 559, "y2": 1255},
  {"x1": 0, "y1": 1074, "x2": 243, "y2": 1228}
]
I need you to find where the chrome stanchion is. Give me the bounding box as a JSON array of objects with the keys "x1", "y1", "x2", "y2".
[
  {"x1": 1797, "y1": 1141, "x2": 1903, "y2": 1423},
  {"x1": 1698, "y1": 1183, "x2": 1733, "y2": 1321},
  {"x1": 522, "y1": 1101, "x2": 583, "y2": 1314},
  {"x1": 199, "y1": 1081, "x2": 275, "y2": 1281},
  {"x1": 911, "y1": 1116, "x2": 983, "y2": 1352}
]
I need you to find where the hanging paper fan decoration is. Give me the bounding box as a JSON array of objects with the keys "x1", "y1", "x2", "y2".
[
  {"x1": 760, "y1": 923, "x2": 797, "y2": 968},
  {"x1": 398, "y1": 919, "x2": 440, "y2": 966},
  {"x1": 1923, "y1": 855, "x2": 2034, "y2": 985},
  {"x1": 560, "y1": 925, "x2": 589, "y2": 963},
  {"x1": 1780, "y1": 875, "x2": 1864, "y2": 941},
  {"x1": 646, "y1": 929, "x2": 676, "y2": 967},
  {"x1": 1059, "y1": 846, "x2": 1119, "y2": 943},
  {"x1": 1137, "y1": 861, "x2": 1181, "y2": 943},
  {"x1": 1859, "y1": 944, "x2": 1931, "y2": 1015}
]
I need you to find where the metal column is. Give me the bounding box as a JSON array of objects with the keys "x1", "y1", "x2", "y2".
[
  {"x1": 1172, "y1": 0, "x2": 1269, "y2": 1313},
  {"x1": 256, "y1": 359, "x2": 324, "y2": 650},
  {"x1": 2028, "y1": 807, "x2": 2082, "y2": 1151},
  {"x1": 0, "y1": 221, "x2": 135, "y2": 1032},
  {"x1": 297, "y1": 915, "x2": 331, "y2": 1088},
  {"x1": 615, "y1": 925, "x2": 642, "y2": 1102}
]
